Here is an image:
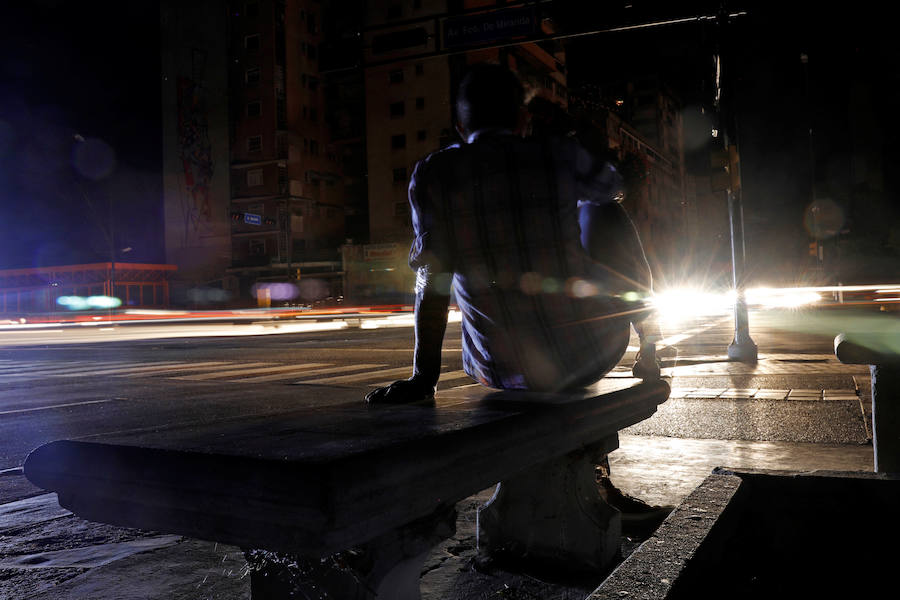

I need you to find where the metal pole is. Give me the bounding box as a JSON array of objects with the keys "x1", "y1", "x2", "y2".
[{"x1": 717, "y1": 7, "x2": 757, "y2": 362}]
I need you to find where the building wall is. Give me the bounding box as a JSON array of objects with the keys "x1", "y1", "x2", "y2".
[
  {"x1": 160, "y1": 0, "x2": 233, "y2": 297},
  {"x1": 227, "y1": 0, "x2": 346, "y2": 303}
]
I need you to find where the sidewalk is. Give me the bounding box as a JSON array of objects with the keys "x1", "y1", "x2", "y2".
[{"x1": 0, "y1": 352, "x2": 875, "y2": 600}]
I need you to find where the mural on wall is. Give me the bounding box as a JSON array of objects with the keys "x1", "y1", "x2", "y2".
[{"x1": 175, "y1": 71, "x2": 214, "y2": 244}]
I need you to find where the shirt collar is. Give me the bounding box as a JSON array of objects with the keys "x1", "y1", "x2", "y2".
[{"x1": 466, "y1": 128, "x2": 515, "y2": 144}]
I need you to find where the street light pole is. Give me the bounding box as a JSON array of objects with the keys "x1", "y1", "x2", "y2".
[{"x1": 716, "y1": 7, "x2": 757, "y2": 362}]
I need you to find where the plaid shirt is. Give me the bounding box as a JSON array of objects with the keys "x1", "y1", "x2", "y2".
[{"x1": 409, "y1": 130, "x2": 646, "y2": 391}]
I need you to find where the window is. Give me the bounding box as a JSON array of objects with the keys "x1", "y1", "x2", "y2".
[
  {"x1": 249, "y1": 238, "x2": 266, "y2": 256},
  {"x1": 309, "y1": 139, "x2": 319, "y2": 155},
  {"x1": 245, "y1": 67, "x2": 260, "y2": 85},
  {"x1": 415, "y1": 63, "x2": 424, "y2": 76},
  {"x1": 309, "y1": 107, "x2": 318, "y2": 122},
  {"x1": 247, "y1": 101, "x2": 261, "y2": 117},
  {"x1": 245, "y1": 34, "x2": 260, "y2": 51},
  {"x1": 389, "y1": 69, "x2": 403, "y2": 84},
  {"x1": 392, "y1": 167, "x2": 407, "y2": 183},
  {"x1": 391, "y1": 134, "x2": 406, "y2": 150},
  {"x1": 394, "y1": 201, "x2": 410, "y2": 216},
  {"x1": 415, "y1": 96, "x2": 425, "y2": 110},
  {"x1": 307, "y1": 44, "x2": 317, "y2": 60},
  {"x1": 387, "y1": 4, "x2": 402, "y2": 19},
  {"x1": 308, "y1": 77, "x2": 318, "y2": 91},
  {"x1": 389, "y1": 101, "x2": 405, "y2": 118},
  {"x1": 247, "y1": 135, "x2": 262, "y2": 153},
  {"x1": 417, "y1": 129, "x2": 426, "y2": 141},
  {"x1": 307, "y1": 13, "x2": 317, "y2": 34},
  {"x1": 247, "y1": 169, "x2": 264, "y2": 187}
]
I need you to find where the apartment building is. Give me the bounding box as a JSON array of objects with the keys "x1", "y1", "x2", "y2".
[{"x1": 228, "y1": 0, "x2": 345, "y2": 301}]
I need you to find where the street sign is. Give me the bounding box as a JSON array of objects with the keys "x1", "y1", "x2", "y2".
[
  {"x1": 243, "y1": 213, "x2": 262, "y2": 226},
  {"x1": 442, "y1": 6, "x2": 537, "y2": 49}
]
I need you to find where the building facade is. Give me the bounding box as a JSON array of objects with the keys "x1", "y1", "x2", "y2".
[
  {"x1": 160, "y1": 0, "x2": 233, "y2": 304},
  {"x1": 227, "y1": 0, "x2": 347, "y2": 304}
]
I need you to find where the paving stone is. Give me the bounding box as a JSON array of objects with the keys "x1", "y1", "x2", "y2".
[
  {"x1": 719, "y1": 389, "x2": 759, "y2": 399},
  {"x1": 685, "y1": 389, "x2": 725, "y2": 399},
  {"x1": 753, "y1": 390, "x2": 790, "y2": 400},
  {"x1": 788, "y1": 389, "x2": 823, "y2": 400}
]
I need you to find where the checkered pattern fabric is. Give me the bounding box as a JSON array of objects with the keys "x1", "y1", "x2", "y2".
[{"x1": 409, "y1": 131, "x2": 650, "y2": 390}]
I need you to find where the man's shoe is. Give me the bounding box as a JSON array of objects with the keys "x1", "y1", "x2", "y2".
[{"x1": 632, "y1": 351, "x2": 661, "y2": 379}]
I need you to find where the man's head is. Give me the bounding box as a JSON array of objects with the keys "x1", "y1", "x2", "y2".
[{"x1": 455, "y1": 63, "x2": 526, "y2": 138}]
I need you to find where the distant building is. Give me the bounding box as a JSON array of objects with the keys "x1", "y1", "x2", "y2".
[
  {"x1": 226, "y1": 0, "x2": 346, "y2": 304},
  {"x1": 161, "y1": 0, "x2": 351, "y2": 307},
  {"x1": 160, "y1": 0, "x2": 233, "y2": 305}
]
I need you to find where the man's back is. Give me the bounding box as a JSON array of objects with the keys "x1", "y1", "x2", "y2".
[{"x1": 409, "y1": 131, "x2": 634, "y2": 391}]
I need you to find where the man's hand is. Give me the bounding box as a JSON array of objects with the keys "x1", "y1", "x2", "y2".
[{"x1": 365, "y1": 376, "x2": 437, "y2": 405}]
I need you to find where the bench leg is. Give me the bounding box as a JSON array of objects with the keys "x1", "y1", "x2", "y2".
[
  {"x1": 243, "y1": 506, "x2": 456, "y2": 600},
  {"x1": 476, "y1": 436, "x2": 621, "y2": 575},
  {"x1": 872, "y1": 365, "x2": 900, "y2": 473}
]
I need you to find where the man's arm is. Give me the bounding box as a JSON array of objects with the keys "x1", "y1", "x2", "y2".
[
  {"x1": 412, "y1": 266, "x2": 450, "y2": 389},
  {"x1": 365, "y1": 267, "x2": 450, "y2": 405},
  {"x1": 365, "y1": 157, "x2": 454, "y2": 405}
]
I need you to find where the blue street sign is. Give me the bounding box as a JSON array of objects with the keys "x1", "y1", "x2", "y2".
[
  {"x1": 443, "y1": 6, "x2": 536, "y2": 48},
  {"x1": 243, "y1": 212, "x2": 262, "y2": 225}
]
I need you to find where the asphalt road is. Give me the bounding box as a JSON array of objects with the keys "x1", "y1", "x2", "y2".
[{"x1": 0, "y1": 306, "x2": 880, "y2": 474}]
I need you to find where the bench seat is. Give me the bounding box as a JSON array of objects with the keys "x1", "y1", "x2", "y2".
[{"x1": 24, "y1": 378, "x2": 669, "y2": 598}]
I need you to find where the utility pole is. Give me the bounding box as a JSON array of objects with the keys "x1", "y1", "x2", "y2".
[{"x1": 715, "y1": 6, "x2": 757, "y2": 362}]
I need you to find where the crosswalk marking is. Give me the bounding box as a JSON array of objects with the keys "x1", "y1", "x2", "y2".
[
  {"x1": 297, "y1": 366, "x2": 412, "y2": 385},
  {"x1": 236, "y1": 363, "x2": 386, "y2": 383},
  {"x1": 46, "y1": 362, "x2": 274, "y2": 379},
  {"x1": 0, "y1": 362, "x2": 135, "y2": 379},
  {"x1": 172, "y1": 363, "x2": 331, "y2": 381},
  {"x1": 111, "y1": 362, "x2": 237, "y2": 376},
  {"x1": 370, "y1": 369, "x2": 471, "y2": 387},
  {"x1": 0, "y1": 362, "x2": 82, "y2": 374}
]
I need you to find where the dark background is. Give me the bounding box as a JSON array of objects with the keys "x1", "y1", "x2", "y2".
[{"x1": 1, "y1": 1, "x2": 896, "y2": 283}]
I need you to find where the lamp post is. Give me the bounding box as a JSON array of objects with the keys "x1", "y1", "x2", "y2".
[
  {"x1": 715, "y1": 8, "x2": 757, "y2": 362},
  {"x1": 73, "y1": 132, "x2": 121, "y2": 315}
]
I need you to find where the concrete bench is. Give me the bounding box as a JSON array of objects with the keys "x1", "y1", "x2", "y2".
[
  {"x1": 23, "y1": 379, "x2": 669, "y2": 599},
  {"x1": 835, "y1": 331, "x2": 900, "y2": 473}
]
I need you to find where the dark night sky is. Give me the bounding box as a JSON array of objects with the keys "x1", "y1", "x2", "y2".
[
  {"x1": 1, "y1": 1, "x2": 895, "y2": 281},
  {"x1": 0, "y1": 0, "x2": 162, "y2": 269}
]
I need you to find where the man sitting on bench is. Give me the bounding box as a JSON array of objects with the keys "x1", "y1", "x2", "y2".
[{"x1": 366, "y1": 62, "x2": 658, "y2": 406}]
